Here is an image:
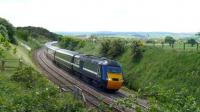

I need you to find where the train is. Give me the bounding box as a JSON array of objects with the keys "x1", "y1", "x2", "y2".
[{"x1": 45, "y1": 41, "x2": 124, "y2": 92}]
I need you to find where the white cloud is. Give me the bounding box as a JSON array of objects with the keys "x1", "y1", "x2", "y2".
[{"x1": 0, "y1": 0, "x2": 200, "y2": 32}]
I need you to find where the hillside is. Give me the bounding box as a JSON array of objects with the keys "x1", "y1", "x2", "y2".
[
  {"x1": 57, "y1": 31, "x2": 195, "y2": 39},
  {"x1": 17, "y1": 26, "x2": 61, "y2": 40},
  {"x1": 16, "y1": 26, "x2": 62, "y2": 49},
  {"x1": 71, "y1": 38, "x2": 200, "y2": 111}
]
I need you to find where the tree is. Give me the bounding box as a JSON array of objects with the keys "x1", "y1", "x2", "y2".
[
  {"x1": 100, "y1": 39, "x2": 111, "y2": 57},
  {"x1": 165, "y1": 36, "x2": 175, "y2": 46},
  {"x1": 16, "y1": 26, "x2": 60, "y2": 41},
  {"x1": 59, "y1": 36, "x2": 85, "y2": 50},
  {"x1": 195, "y1": 32, "x2": 200, "y2": 37},
  {"x1": 131, "y1": 40, "x2": 144, "y2": 62},
  {"x1": 0, "y1": 17, "x2": 16, "y2": 44},
  {"x1": 16, "y1": 28, "x2": 29, "y2": 41},
  {"x1": 108, "y1": 39, "x2": 125, "y2": 58},
  {"x1": 0, "y1": 24, "x2": 8, "y2": 39},
  {"x1": 188, "y1": 39, "x2": 197, "y2": 47}
]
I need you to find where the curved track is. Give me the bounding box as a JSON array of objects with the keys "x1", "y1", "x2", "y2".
[{"x1": 33, "y1": 48, "x2": 148, "y2": 112}]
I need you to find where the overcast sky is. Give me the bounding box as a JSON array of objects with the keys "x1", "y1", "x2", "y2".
[{"x1": 0, "y1": 0, "x2": 200, "y2": 32}]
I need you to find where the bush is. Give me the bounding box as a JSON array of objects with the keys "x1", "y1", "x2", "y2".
[
  {"x1": 59, "y1": 36, "x2": 85, "y2": 50},
  {"x1": 108, "y1": 39, "x2": 125, "y2": 58},
  {"x1": 131, "y1": 40, "x2": 144, "y2": 62},
  {"x1": 16, "y1": 28, "x2": 29, "y2": 41},
  {"x1": 7, "y1": 66, "x2": 87, "y2": 111},
  {"x1": 100, "y1": 39, "x2": 111, "y2": 57},
  {"x1": 146, "y1": 86, "x2": 200, "y2": 112},
  {"x1": 11, "y1": 67, "x2": 39, "y2": 88},
  {"x1": 100, "y1": 39, "x2": 125, "y2": 58}
]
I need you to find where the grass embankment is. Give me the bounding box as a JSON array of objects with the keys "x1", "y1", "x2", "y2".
[
  {"x1": 76, "y1": 42, "x2": 200, "y2": 102},
  {"x1": 0, "y1": 47, "x2": 87, "y2": 111}
]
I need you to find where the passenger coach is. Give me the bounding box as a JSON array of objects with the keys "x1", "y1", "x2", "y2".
[{"x1": 45, "y1": 41, "x2": 124, "y2": 91}]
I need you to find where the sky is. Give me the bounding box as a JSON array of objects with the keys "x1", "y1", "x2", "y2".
[{"x1": 0, "y1": 0, "x2": 200, "y2": 32}]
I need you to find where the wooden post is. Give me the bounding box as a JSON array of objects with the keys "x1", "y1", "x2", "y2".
[
  {"x1": 197, "y1": 43, "x2": 199, "y2": 51},
  {"x1": 1, "y1": 60, "x2": 5, "y2": 71},
  {"x1": 19, "y1": 59, "x2": 23, "y2": 68},
  {"x1": 162, "y1": 42, "x2": 164, "y2": 48},
  {"x1": 184, "y1": 43, "x2": 185, "y2": 50}
]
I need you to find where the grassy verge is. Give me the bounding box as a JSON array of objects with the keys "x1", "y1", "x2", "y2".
[{"x1": 0, "y1": 47, "x2": 87, "y2": 111}]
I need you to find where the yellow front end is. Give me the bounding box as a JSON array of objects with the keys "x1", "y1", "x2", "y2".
[{"x1": 106, "y1": 73, "x2": 123, "y2": 90}]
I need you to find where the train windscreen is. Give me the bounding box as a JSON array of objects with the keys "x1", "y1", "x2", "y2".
[{"x1": 107, "y1": 66, "x2": 121, "y2": 74}]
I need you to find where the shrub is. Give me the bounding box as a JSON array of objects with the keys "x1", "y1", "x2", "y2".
[
  {"x1": 16, "y1": 28, "x2": 29, "y2": 41},
  {"x1": 8, "y1": 66, "x2": 87, "y2": 111},
  {"x1": 131, "y1": 40, "x2": 144, "y2": 62},
  {"x1": 59, "y1": 36, "x2": 85, "y2": 50},
  {"x1": 100, "y1": 39, "x2": 125, "y2": 58},
  {"x1": 146, "y1": 86, "x2": 200, "y2": 112},
  {"x1": 108, "y1": 39, "x2": 125, "y2": 58},
  {"x1": 11, "y1": 67, "x2": 38, "y2": 88},
  {"x1": 100, "y1": 39, "x2": 111, "y2": 57}
]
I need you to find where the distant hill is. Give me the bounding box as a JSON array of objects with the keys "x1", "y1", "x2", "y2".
[
  {"x1": 56, "y1": 31, "x2": 195, "y2": 39},
  {"x1": 17, "y1": 26, "x2": 62, "y2": 40}
]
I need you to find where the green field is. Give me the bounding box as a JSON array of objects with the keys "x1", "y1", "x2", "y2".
[{"x1": 146, "y1": 43, "x2": 200, "y2": 51}]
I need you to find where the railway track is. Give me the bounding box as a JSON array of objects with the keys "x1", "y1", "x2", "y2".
[{"x1": 33, "y1": 48, "x2": 149, "y2": 112}]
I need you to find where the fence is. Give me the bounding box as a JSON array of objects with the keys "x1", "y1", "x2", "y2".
[
  {"x1": 0, "y1": 59, "x2": 26, "y2": 71},
  {"x1": 145, "y1": 43, "x2": 200, "y2": 51},
  {"x1": 59, "y1": 85, "x2": 86, "y2": 105}
]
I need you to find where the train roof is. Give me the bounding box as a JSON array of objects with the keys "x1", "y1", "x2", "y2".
[
  {"x1": 78, "y1": 54, "x2": 121, "y2": 66},
  {"x1": 45, "y1": 41, "x2": 121, "y2": 67},
  {"x1": 56, "y1": 49, "x2": 79, "y2": 56},
  {"x1": 45, "y1": 41, "x2": 60, "y2": 51}
]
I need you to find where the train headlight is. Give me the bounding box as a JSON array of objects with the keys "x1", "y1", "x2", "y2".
[{"x1": 107, "y1": 78, "x2": 112, "y2": 81}]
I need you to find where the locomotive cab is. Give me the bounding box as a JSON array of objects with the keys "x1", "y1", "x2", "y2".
[
  {"x1": 106, "y1": 66, "x2": 123, "y2": 90},
  {"x1": 100, "y1": 60, "x2": 124, "y2": 90}
]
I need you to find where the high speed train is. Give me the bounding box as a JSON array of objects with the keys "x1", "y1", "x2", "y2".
[{"x1": 45, "y1": 41, "x2": 124, "y2": 91}]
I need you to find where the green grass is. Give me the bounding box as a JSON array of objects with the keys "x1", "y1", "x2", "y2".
[
  {"x1": 74, "y1": 41, "x2": 200, "y2": 104},
  {"x1": 0, "y1": 69, "x2": 86, "y2": 112},
  {"x1": 146, "y1": 43, "x2": 199, "y2": 51},
  {"x1": 0, "y1": 43, "x2": 87, "y2": 111}
]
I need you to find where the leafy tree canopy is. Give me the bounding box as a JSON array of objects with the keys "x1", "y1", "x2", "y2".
[
  {"x1": 16, "y1": 26, "x2": 61, "y2": 41},
  {"x1": 188, "y1": 39, "x2": 197, "y2": 47},
  {"x1": 165, "y1": 36, "x2": 175, "y2": 46},
  {"x1": 195, "y1": 32, "x2": 200, "y2": 37},
  {"x1": 0, "y1": 25, "x2": 8, "y2": 39},
  {"x1": 0, "y1": 17, "x2": 16, "y2": 44}
]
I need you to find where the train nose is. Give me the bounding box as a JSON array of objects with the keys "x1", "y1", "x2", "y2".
[{"x1": 106, "y1": 73, "x2": 123, "y2": 90}]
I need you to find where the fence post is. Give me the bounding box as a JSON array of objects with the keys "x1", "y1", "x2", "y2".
[
  {"x1": 19, "y1": 59, "x2": 23, "y2": 68},
  {"x1": 162, "y1": 42, "x2": 164, "y2": 48},
  {"x1": 1, "y1": 60, "x2": 5, "y2": 71},
  {"x1": 183, "y1": 43, "x2": 186, "y2": 50},
  {"x1": 197, "y1": 43, "x2": 199, "y2": 51}
]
